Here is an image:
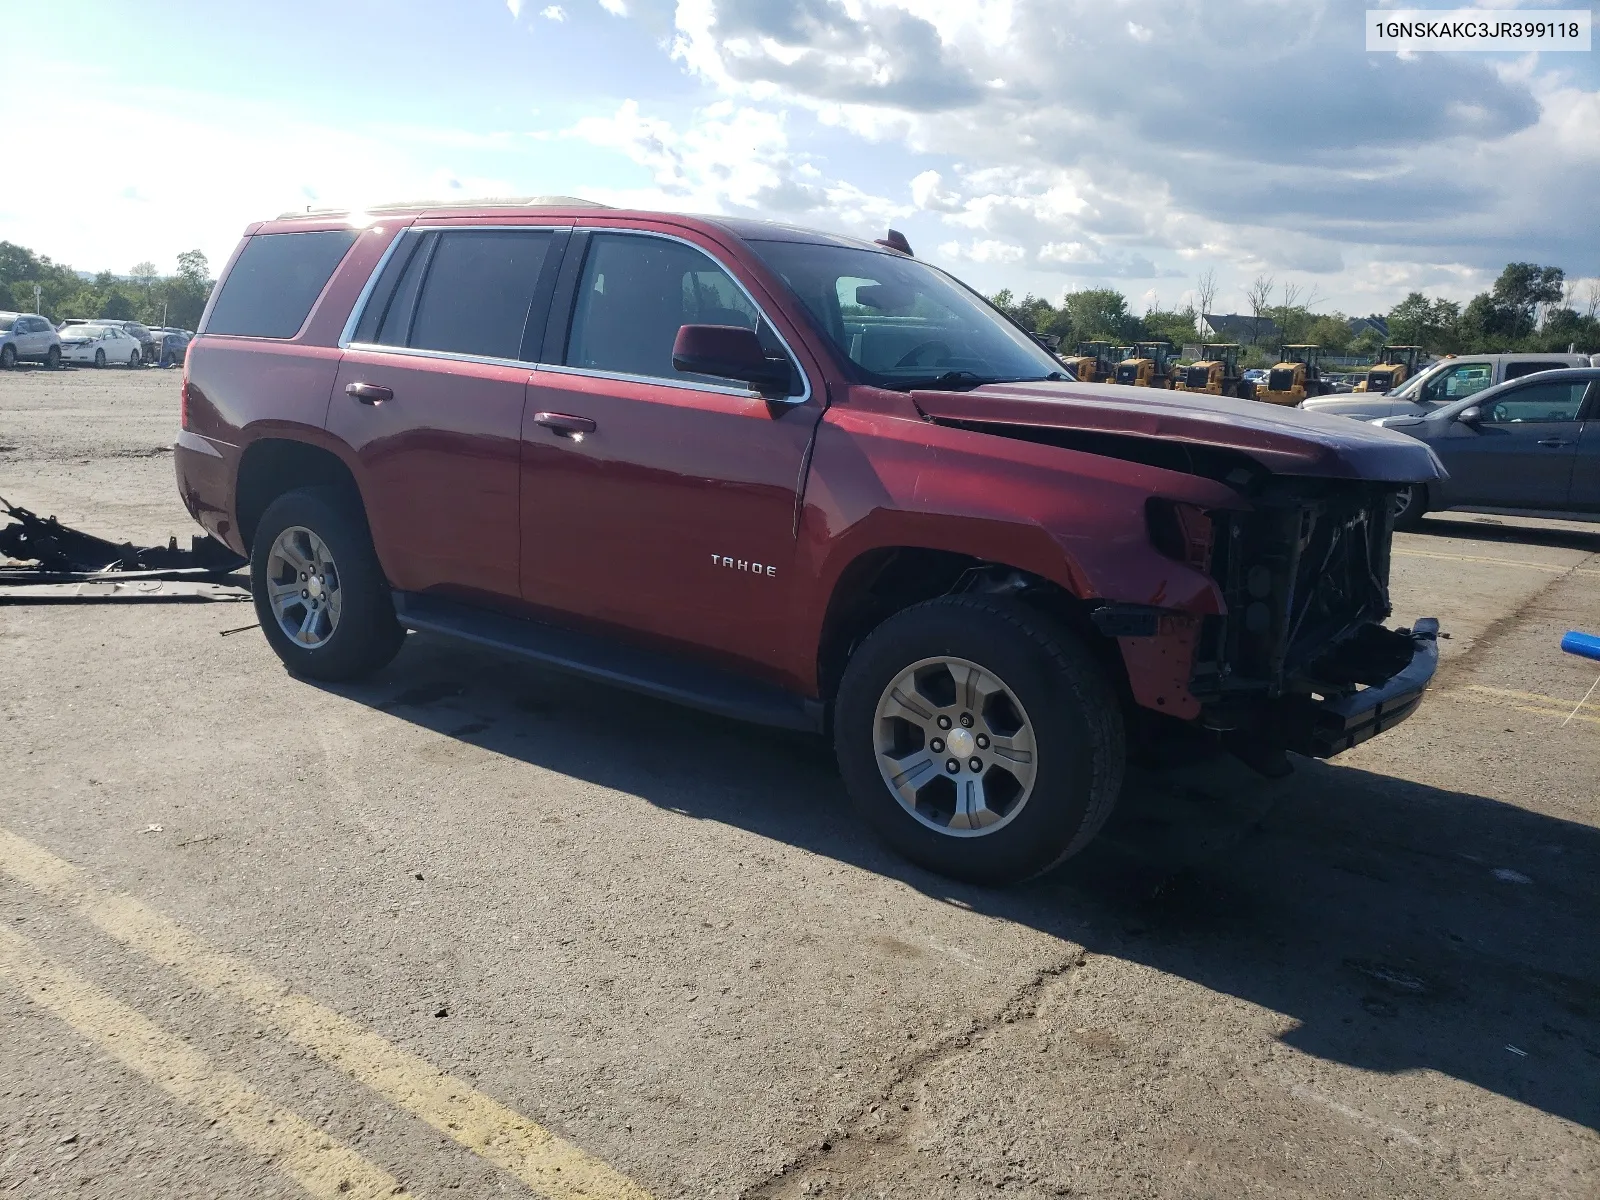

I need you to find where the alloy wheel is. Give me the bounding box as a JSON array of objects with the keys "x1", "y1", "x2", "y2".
[
  {"x1": 872, "y1": 655, "x2": 1038, "y2": 837},
  {"x1": 264, "y1": 525, "x2": 343, "y2": 649}
]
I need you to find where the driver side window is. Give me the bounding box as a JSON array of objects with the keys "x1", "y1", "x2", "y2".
[
  {"x1": 1425, "y1": 363, "x2": 1492, "y2": 402},
  {"x1": 1480, "y1": 382, "x2": 1588, "y2": 424}
]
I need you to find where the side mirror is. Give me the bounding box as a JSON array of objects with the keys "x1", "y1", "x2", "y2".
[
  {"x1": 672, "y1": 325, "x2": 791, "y2": 396},
  {"x1": 1457, "y1": 405, "x2": 1481, "y2": 425}
]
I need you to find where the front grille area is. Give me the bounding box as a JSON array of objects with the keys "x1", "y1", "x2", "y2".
[
  {"x1": 1192, "y1": 484, "x2": 1397, "y2": 701},
  {"x1": 1267, "y1": 366, "x2": 1297, "y2": 392},
  {"x1": 1185, "y1": 365, "x2": 1212, "y2": 389}
]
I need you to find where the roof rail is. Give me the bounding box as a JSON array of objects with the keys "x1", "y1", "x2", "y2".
[{"x1": 275, "y1": 195, "x2": 611, "y2": 219}]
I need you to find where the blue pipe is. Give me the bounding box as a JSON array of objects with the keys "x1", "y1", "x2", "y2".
[{"x1": 1561, "y1": 631, "x2": 1600, "y2": 662}]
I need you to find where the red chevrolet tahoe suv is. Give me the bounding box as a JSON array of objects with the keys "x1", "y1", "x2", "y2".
[{"x1": 175, "y1": 199, "x2": 1444, "y2": 884}]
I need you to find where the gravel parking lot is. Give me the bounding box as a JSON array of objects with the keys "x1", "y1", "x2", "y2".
[{"x1": 2, "y1": 365, "x2": 1597, "y2": 1199}]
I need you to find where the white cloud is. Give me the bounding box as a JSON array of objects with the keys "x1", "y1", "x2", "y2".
[
  {"x1": 662, "y1": 0, "x2": 1600, "y2": 307},
  {"x1": 597, "y1": 0, "x2": 627, "y2": 15},
  {"x1": 564, "y1": 99, "x2": 906, "y2": 233},
  {"x1": 540, "y1": 4, "x2": 565, "y2": 18},
  {"x1": 506, "y1": 0, "x2": 523, "y2": 17}
]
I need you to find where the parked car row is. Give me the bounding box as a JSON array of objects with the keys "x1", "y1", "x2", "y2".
[
  {"x1": 0, "y1": 311, "x2": 193, "y2": 369},
  {"x1": 1301, "y1": 353, "x2": 1600, "y2": 526}
]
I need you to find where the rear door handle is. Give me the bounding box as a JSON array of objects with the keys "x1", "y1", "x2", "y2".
[
  {"x1": 345, "y1": 381, "x2": 393, "y2": 405},
  {"x1": 533, "y1": 412, "x2": 596, "y2": 438},
  {"x1": 1537, "y1": 437, "x2": 1574, "y2": 447}
]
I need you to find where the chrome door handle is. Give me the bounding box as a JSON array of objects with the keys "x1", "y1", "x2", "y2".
[
  {"x1": 533, "y1": 412, "x2": 596, "y2": 438},
  {"x1": 1537, "y1": 437, "x2": 1574, "y2": 447},
  {"x1": 345, "y1": 381, "x2": 393, "y2": 404}
]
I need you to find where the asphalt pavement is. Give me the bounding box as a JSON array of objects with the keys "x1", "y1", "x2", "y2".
[{"x1": 2, "y1": 365, "x2": 1596, "y2": 1198}]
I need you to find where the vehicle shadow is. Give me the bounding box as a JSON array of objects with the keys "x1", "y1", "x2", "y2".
[
  {"x1": 1419, "y1": 514, "x2": 1600, "y2": 553},
  {"x1": 317, "y1": 632, "x2": 1600, "y2": 1133}
]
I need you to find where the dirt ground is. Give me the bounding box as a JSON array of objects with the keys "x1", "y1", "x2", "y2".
[{"x1": 2, "y1": 364, "x2": 1597, "y2": 1199}]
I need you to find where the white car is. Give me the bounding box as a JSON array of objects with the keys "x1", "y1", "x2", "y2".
[
  {"x1": 58, "y1": 323, "x2": 144, "y2": 368},
  {"x1": 0, "y1": 312, "x2": 63, "y2": 368}
]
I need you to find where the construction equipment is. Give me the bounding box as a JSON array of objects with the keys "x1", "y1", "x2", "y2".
[
  {"x1": 1058, "y1": 340, "x2": 1117, "y2": 383},
  {"x1": 1173, "y1": 343, "x2": 1251, "y2": 398},
  {"x1": 1112, "y1": 341, "x2": 1180, "y2": 388},
  {"x1": 1253, "y1": 345, "x2": 1336, "y2": 405},
  {"x1": 1353, "y1": 345, "x2": 1427, "y2": 393}
]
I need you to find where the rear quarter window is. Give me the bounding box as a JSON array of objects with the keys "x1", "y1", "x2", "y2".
[
  {"x1": 204, "y1": 230, "x2": 359, "y2": 338},
  {"x1": 1503, "y1": 361, "x2": 1571, "y2": 381}
]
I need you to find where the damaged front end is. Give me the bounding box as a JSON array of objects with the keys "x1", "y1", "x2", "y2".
[{"x1": 1187, "y1": 481, "x2": 1438, "y2": 758}]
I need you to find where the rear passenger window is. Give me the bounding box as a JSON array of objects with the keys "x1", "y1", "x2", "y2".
[
  {"x1": 412, "y1": 230, "x2": 551, "y2": 360},
  {"x1": 204, "y1": 230, "x2": 358, "y2": 338},
  {"x1": 1504, "y1": 361, "x2": 1568, "y2": 381},
  {"x1": 352, "y1": 229, "x2": 551, "y2": 361}
]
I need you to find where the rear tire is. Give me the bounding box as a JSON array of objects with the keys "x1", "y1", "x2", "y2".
[
  {"x1": 834, "y1": 596, "x2": 1125, "y2": 885},
  {"x1": 0, "y1": 344, "x2": 14, "y2": 369},
  {"x1": 1392, "y1": 484, "x2": 1429, "y2": 532},
  {"x1": 251, "y1": 487, "x2": 405, "y2": 682}
]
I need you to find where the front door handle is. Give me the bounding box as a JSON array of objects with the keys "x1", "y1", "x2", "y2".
[
  {"x1": 345, "y1": 381, "x2": 393, "y2": 405},
  {"x1": 1537, "y1": 437, "x2": 1574, "y2": 447},
  {"x1": 533, "y1": 411, "x2": 596, "y2": 438}
]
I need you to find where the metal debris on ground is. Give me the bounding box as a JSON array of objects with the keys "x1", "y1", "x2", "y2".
[{"x1": 1, "y1": 493, "x2": 248, "y2": 603}]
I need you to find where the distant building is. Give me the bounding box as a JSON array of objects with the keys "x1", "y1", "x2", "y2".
[
  {"x1": 1198, "y1": 313, "x2": 1282, "y2": 345},
  {"x1": 1348, "y1": 315, "x2": 1390, "y2": 340}
]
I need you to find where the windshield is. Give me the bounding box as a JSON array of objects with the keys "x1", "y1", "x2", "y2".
[
  {"x1": 1387, "y1": 360, "x2": 1452, "y2": 400},
  {"x1": 64, "y1": 325, "x2": 110, "y2": 338},
  {"x1": 746, "y1": 241, "x2": 1064, "y2": 390}
]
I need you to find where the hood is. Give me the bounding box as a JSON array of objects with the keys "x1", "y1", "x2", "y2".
[
  {"x1": 1301, "y1": 395, "x2": 1434, "y2": 420},
  {"x1": 912, "y1": 380, "x2": 1445, "y2": 484}
]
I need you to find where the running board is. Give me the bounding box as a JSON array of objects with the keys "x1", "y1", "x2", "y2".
[{"x1": 392, "y1": 591, "x2": 825, "y2": 734}]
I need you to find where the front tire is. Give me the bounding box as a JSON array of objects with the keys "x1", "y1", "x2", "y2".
[
  {"x1": 45, "y1": 345, "x2": 60, "y2": 369},
  {"x1": 251, "y1": 487, "x2": 405, "y2": 682},
  {"x1": 1392, "y1": 484, "x2": 1428, "y2": 532},
  {"x1": 94, "y1": 348, "x2": 106, "y2": 368},
  {"x1": 128, "y1": 350, "x2": 141, "y2": 368},
  {"x1": 834, "y1": 596, "x2": 1125, "y2": 885}
]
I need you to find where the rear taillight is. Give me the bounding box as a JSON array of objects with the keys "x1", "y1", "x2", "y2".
[
  {"x1": 1146, "y1": 499, "x2": 1214, "y2": 571},
  {"x1": 180, "y1": 377, "x2": 191, "y2": 430}
]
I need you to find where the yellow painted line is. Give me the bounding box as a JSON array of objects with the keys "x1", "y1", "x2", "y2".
[
  {"x1": 1393, "y1": 548, "x2": 1571, "y2": 573},
  {"x1": 1394, "y1": 547, "x2": 1600, "y2": 578},
  {"x1": 1458, "y1": 685, "x2": 1600, "y2": 728},
  {"x1": 0, "y1": 827, "x2": 652, "y2": 1200},
  {"x1": 0, "y1": 923, "x2": 407, "y2": 1200}
]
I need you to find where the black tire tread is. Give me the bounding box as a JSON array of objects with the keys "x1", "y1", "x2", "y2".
[
  {"x1": 251, "y1": 486, "x2": 404, "y2": 682},
  {"x1": 837, "y1": 594, "x2": 1125, "y2": 883}
]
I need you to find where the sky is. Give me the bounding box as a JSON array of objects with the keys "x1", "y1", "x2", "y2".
[{"x1": 4, "y1": 0, "x2": 1597, "y2": 317}]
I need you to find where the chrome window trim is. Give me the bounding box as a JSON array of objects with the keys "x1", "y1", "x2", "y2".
[
  {"x1": 342, "y1": 341, "x2": 536, "y2": 373},
  {"x1": 531, "y1": 361, "x2": 772, "y2": 401},
  {"x1": 336, "y1": 226, "x2": 408, "y2": 348},
  {"x1": 569, "y1": 225, "x2": 811, "y2": 405},
  {"x1": 337, "y1": 222, "x2": 812, "y2": 405}
]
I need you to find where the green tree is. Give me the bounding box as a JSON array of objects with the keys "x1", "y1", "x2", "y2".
[{"x1": 1063, "y1": 288, "x2": 1139, "y2": 341}]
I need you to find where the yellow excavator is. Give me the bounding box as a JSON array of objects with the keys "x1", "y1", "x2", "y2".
[
  {"x1": 1173, "y1": 343, "x2": 1251, "y2": 399},
  {"x1": 1058, "y1": 340, "x2": 1117, "y2": 383},
  {"x1": 1353, "y1": 345, "x2": 1427, "y2": 393},
  {"x1": 1112, "y1": 341, "x2": 1180, "y2": 388},
  {"x1": 1254, "y1": 345, "x2": 1336, "y2": 405}
]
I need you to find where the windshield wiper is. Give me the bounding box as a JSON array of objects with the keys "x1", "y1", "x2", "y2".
[{"x1": 897, "y1": 370, "x2": 1067, "y2": 392}]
